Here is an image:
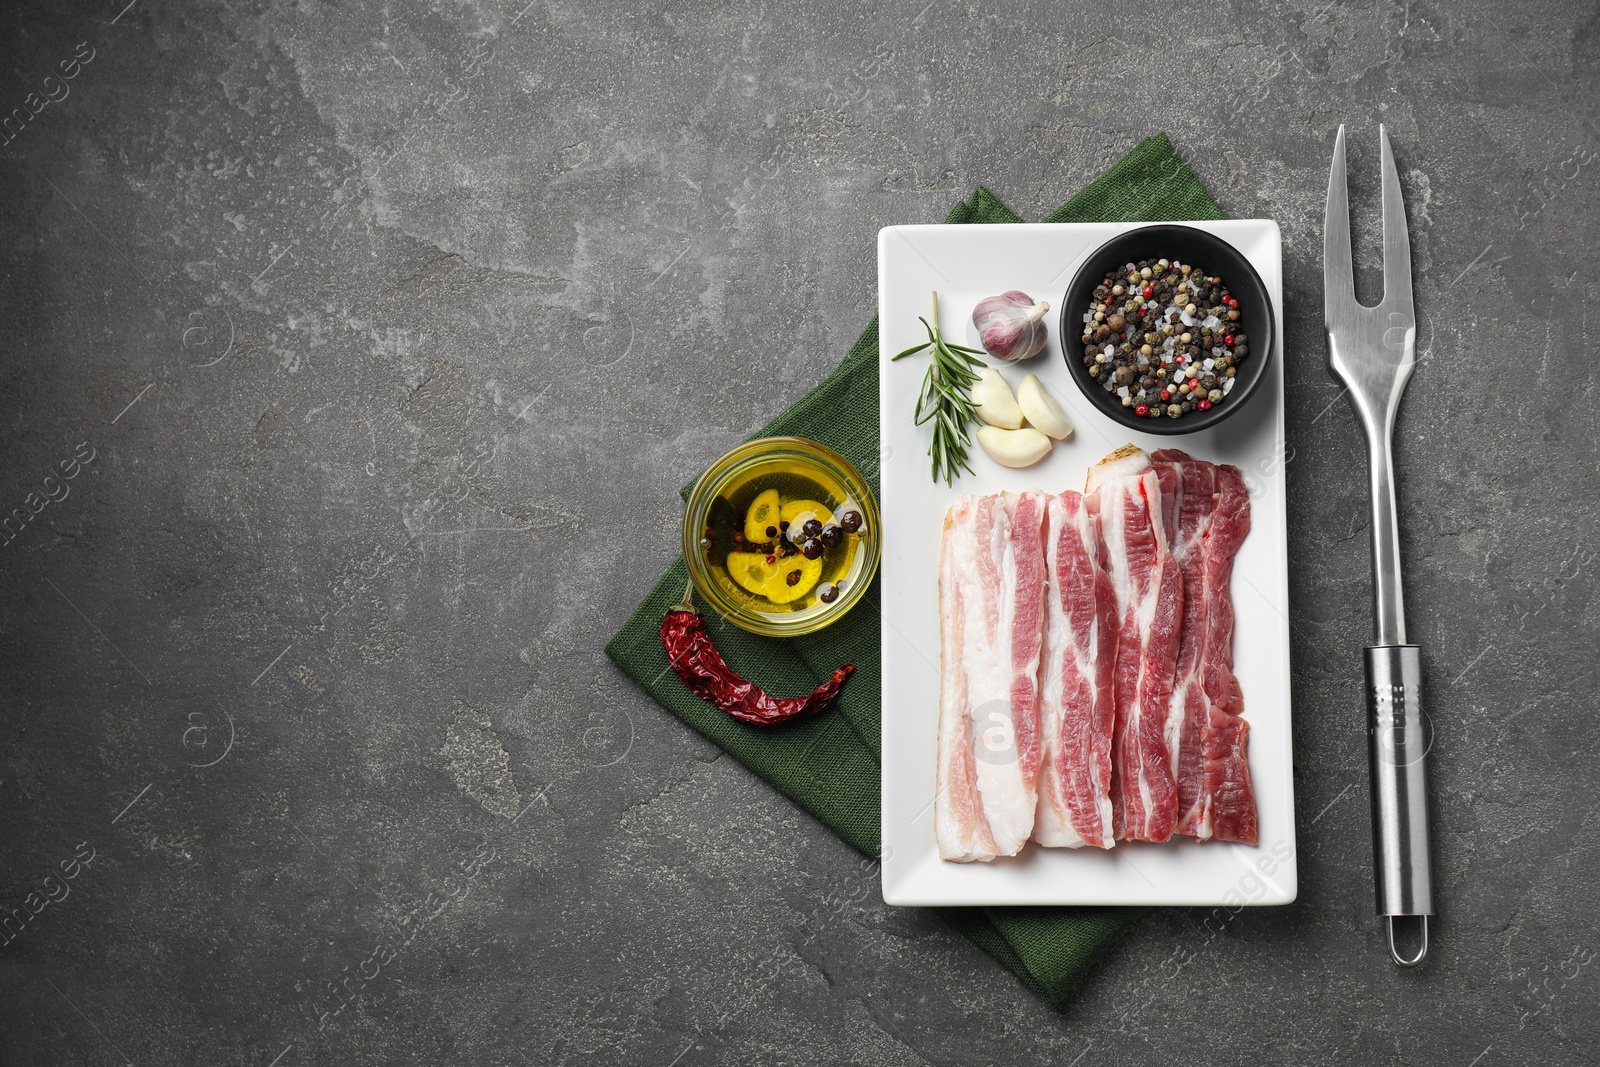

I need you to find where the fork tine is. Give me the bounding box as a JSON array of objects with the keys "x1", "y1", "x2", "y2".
[
  {"x1": 1323, "y1": 124, "x2": 1355, "y2": 320},
  {"x1": 1379, "y1": 124, "x2": 1413, "y2": 316}
]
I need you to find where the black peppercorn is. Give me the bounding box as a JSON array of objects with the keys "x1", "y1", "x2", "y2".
[
  {"x1": 820, "y1": 525, "x2": 843, "y2": 548},
  {"x1": 840, "y1": 510, "x2": 862, "y2": 532},
  {"x1": 801, "y1": 539, "x2": 822, "y2": 560}
]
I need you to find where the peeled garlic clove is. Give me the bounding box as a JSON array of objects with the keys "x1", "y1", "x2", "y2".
[
  {"x1": 972, "y1": 291, "x2": 1051, "y2": 363},
  {"x1": 976, "y1": 425, "x2": 1052, "y2": 468},
  {"x1": 971, "y1": 366, "x2": 1023, "y2": 429},
  {"x1": 1017, "y1": 374, "x2": 1074, "y2": 440}
]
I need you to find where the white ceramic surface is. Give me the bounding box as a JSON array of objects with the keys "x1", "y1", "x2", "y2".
[{"x1": 878, "y1": 221, "x2": 1296, "y2": 907}]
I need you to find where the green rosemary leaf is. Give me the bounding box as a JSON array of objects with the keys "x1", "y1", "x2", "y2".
[
  {"x1": 892, "y1": 292, "x2": 985, "y2": 485},
  {"x1": 930, "y1": 376, "x2": 966, "y2": 404}
]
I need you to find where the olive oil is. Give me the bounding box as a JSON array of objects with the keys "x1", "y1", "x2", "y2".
[{"x1": 701, "y1": 462, "x2": 866, "y2": 616}]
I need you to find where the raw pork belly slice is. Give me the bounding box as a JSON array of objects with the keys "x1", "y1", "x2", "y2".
[
  {"x1": 1151, "y1": 450, "x2": 1217, "y2": 838},
  {"x1": 1086, "y1": 447, "x2": 1183, "y2": 844},
  {"x1": 1204, "y1": 705, "x2": 1257, "y2": 845},
  {"x1": 1150, "y1": 448, "x2": 1257, "y2": 844},
  {"x1": 1199, "y1": 462, "x2": 1255, "y2": 843},
  {"x1": 1035, "y1": 491, "x2": 1118, "y2": 849},
  {"x1": 1200, "y1": 464, "x2": 1251, "y2": 717},
  {"x1": 935, "y1": 490, "x2": 1048, "y2": 861}
]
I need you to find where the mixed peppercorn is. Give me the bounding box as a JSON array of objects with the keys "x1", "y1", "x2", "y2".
[{"x1": 1079, "y1": 258, "x2": 1250, "y2": 420}]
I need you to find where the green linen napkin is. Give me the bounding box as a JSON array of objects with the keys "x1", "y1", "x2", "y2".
[{"x1": 605, "y1": 133, "x2": 1225, "y2": 1004}]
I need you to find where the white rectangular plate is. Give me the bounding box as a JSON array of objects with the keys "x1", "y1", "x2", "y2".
[{"x1": 878, "y1": 221, "x2": 1296, "y2": 907}]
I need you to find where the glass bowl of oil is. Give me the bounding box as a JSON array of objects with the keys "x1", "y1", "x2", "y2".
[{"x1": 682, "y1": 437, "x2": 880, "y2": 637}]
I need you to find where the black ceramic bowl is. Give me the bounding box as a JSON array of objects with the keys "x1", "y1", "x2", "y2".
[{"x1": 1060, "y1": 224, "x2": 1274, "y2": 436}]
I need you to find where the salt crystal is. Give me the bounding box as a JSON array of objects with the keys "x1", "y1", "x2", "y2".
[
  {"x1": 1204, "y1": 315, "x2": 1221, "y2": 330},
  {"x1": 1203, "y1": 358, "x2": 1215, "y2": 370},
  {"x1": 1223, "y1": 377, "x2": 1235, "y2": 394},
  {"x1": 1116, "y1": 386, "x2": 1130, "y2": 398},
  {"x1": 1104, "y1": 344, "x2": 1114, "y2": 356}
]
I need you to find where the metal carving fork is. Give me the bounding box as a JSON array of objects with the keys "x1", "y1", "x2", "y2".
[{"x1": 1324, "y1": 125, "x2": 1432, "y2": 967}]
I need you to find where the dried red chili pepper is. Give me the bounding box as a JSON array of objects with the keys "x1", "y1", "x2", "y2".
[{"x1": 660, "y1": 582, "x2": 853, "y2": 726}]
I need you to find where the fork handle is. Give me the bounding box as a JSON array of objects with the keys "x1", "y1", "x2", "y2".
[
  {"x1": 1365, "y1": 644, "x2": 1432, "y2": 964},
  {"x1": 1363, "y1": 421, "x2": 1408, "y2": 645}
]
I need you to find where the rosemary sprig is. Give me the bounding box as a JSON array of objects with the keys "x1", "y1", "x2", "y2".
[{"x1": 891, "y1": 291, "x2": 987, "y2": 485}]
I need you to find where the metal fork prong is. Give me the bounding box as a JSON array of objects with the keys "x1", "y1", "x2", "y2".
[
  {"x1": 1323, "y1": 124, "x2": 1355, "y2": 321},
  {"x1": 1379, "y1": 124, "x2": 1414, "y2": 317}
]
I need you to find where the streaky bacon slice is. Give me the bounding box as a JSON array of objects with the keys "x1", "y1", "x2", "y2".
[
  {"x1": 935, "y1": 490, "x2": 1048, "y2": 861},
  {"x1": 1035, "y1": 491, "x2": 1117, "y2": 848},
  {"x1": 1151, "y1": 449, "x2": 1217, "y2": 838},
  {"x1": 1201, "y1": 465, "x2": 1250, "y2": 716},
  {"x1": 1204, "y1": 706, "x2": 1257, "y2": 845},
  {"x1": 935, "y1": 500, "x2": 998, "y2": 862},
  {"x1": 1151, "y1": 449, "x2": 1257, "y2": 843},
  {"x1": 1199, "y1": 463, "x2": 1255, "y2": 843},
  {"x1": 1087, "y1": 447, "x2": 1182, "y2": 844}
]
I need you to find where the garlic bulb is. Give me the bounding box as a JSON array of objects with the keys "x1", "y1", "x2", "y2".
[
  {"x1": 971, "y1": 367, "x2": 1023, "y2": 429},
  {"x1": 972, "y1": 291, "x2": 1051, "y2": 363},
  {"x1": 1017, "y1": 374, "x2": 1074, "y2": 440},
  {"x1": 976, "y1": 425, "x2": 1052, "y2": 468}
]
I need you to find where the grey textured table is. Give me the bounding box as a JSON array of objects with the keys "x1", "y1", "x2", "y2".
[{"x1": 3, "y1": 1, "x2": 1596, "y2": 1064}]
